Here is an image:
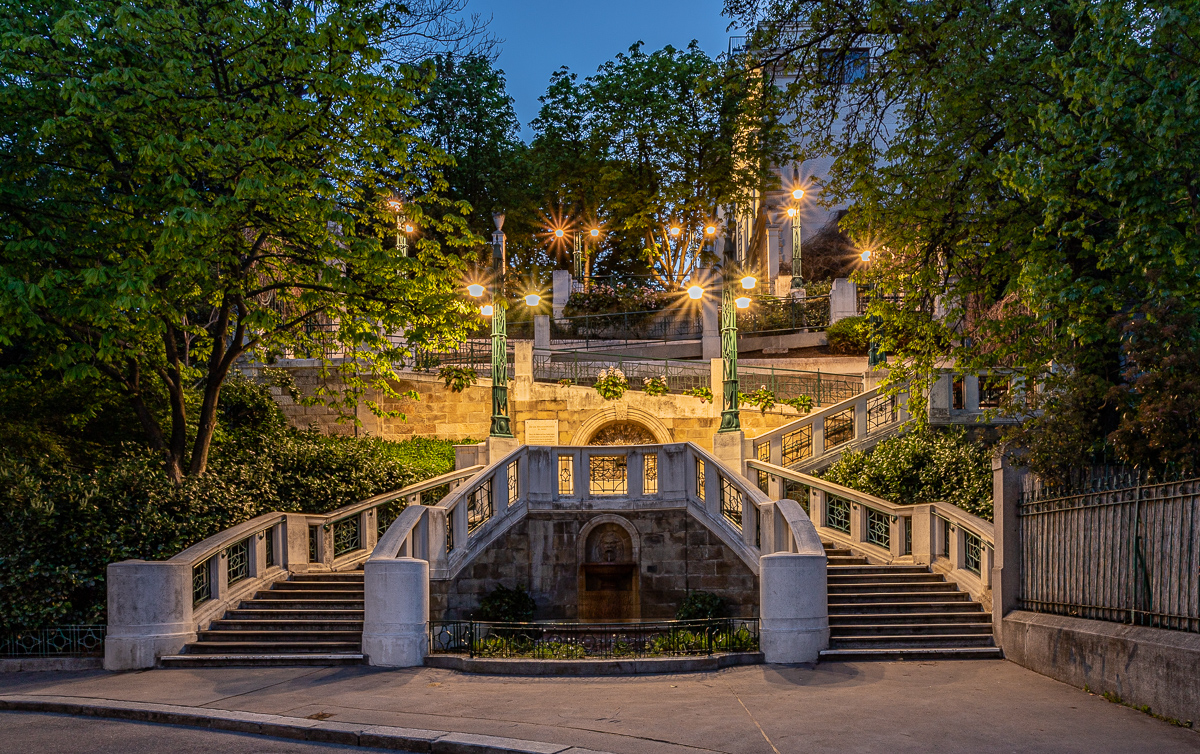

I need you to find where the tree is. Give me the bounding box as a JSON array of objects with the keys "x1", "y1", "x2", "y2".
[
  {"x1": 530, "y1": 42, "x2": 791, "y2": 288},
  {"x1": 725, "y1": 0, "x2": 1200, "y2": 469},
  {"x1": 0, "y1": 0, "x2": 479, "y2": 481}
]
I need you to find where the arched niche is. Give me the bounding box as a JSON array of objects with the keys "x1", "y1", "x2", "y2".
[{"x1": 576, "y1": 514, "x2": 641, "y2": 621}]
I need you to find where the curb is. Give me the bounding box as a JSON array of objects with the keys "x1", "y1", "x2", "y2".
[
  {"x1": 0, "y1": 658, "x2": 102, "y2": 673},
  {"x1": 0, "y1": 695, "x2": 614, "y2": 754},
  {"x1": 425, "y1": 652, "x2": 763, "y2": 676}
]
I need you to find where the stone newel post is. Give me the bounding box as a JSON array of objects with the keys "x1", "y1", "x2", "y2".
[
  {"x1": 362, "y1": 557, "x2": 429, "y2": 667},
  {"x1": 104, "y1": 560, "x2": 196, "y2": 670},
  {"x1": 759, "y1": 550, "x2": 829, "y2": 663}
]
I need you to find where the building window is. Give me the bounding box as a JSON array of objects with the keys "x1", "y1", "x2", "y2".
[
  {"x1": 952, "y1": 377, "x2": 965, "y2": 410},
  {"x1": 819, "y1": 48, "x2": 870, "y2": 85},
  {"x1": 979, "y1": 376, "x2": 1009, "y2": 409}
]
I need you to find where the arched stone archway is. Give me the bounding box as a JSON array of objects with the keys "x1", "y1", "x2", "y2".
[{"x1": 570, "y1": 406, "x2": 673, "y2": 445}]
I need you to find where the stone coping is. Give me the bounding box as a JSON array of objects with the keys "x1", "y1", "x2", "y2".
[
  {"x1": 0, "y1": 694, "x2": 613, "y2": 754},
  {"x1": 0, "y1": 658, "x2": 102, "y2": 673},
  {"x1": 424, "y1": 652, "x2": 763, "y2": 676}
]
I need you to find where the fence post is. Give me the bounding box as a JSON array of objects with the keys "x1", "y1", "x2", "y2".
[{"x1": 992, "y1": 451, "x2": 1026, "y2": 649}]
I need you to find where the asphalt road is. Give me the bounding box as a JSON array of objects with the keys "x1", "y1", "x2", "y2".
[{"x1": 0, "y1": 711, "x2": 412, "y2": 754}]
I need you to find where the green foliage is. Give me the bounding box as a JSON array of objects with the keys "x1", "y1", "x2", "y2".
[
  {"x1": 738, "y1": 387, "x2": 776, "y2": 414},
  {"x1": 594, "y1": 367, "x2": 628, "y2": 401},
  {"x1": 683, "y1": 387, "x2": 714, "y2": 403},
  {"x1": 675, "y1": 591, "x2": 727, "y2": 620},
  {"x1": 438, "y1": 366, "x2": 479, "y2": 393},
  {"x1": 557, "y1": 379, "x2": 576, "y2": 387},
  {"x1": 217, "y1": 373, "x2": 287, "y2": 436},
  {"x1": 563, "y1": 284, "x2": 668, "y2": 317},
  {"x1": 0, "y1": 0, "x2": 475, "y2": 479},
  {"x1": 783, "y1": 395, "x2": 814, "y2": 414},
  {"x1": 475, "y1": 585, "x2": 536, "y2": 623},
  {"x1": 641, "y1": 376, "x2": 669, "y2": 396},
  {"x1": 826, "y1": 316, "x2": 870, "y2": 356},
  {"x1": 822, "y1": 429, "x2": 993, "y2": 520}
]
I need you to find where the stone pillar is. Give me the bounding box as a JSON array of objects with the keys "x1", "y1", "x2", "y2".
[
  {"x1": 701, "y1": 271, "x2": 720, "y2": 361},
  {"x1": 284, "y1": 513, "x2": 311, "y2": 571},
  {"x1": 829, "y1": 278, "x2": 857, "y2": 323},
  {"x1": 759, "y1": 553, "x2": 829, "y2": 664},
  {"x1": 513, "y1": 341, "x2": 533, "y2": 402},
  {"x1": 533, "y1": 315, "x2": 550, "y2": 350},
  {"x1": 992, "y1": 452, "x2": 1026, "y2": 648},
  {"x1": 911, "y1": 504, "x2": 933, "y2": 565},
  {"x1": 104, "y1": 560, "x2": 196, "y2": 670},
  {"x1": 552, "y1": 270, "x2": 571, "y2": 319},
  {"x1": 487, "y1": 436, "x2": 520, "y2": 465},
  {"x1": 711, "y1": 430, "x2": 745, "y2": 479},
  {"x1": 766, "y1": 224, "x2": 781, "y2": 283},
  {"x1": 362, "y1": 557, "x2": 429, "y2": 667}
]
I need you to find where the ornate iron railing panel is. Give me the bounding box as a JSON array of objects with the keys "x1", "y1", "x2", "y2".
[
  {"x1": 429, "y1": 618, "x2": 759, "y2": 659},
  {"x1": 589, "y1": 456, "x2": 628, "y2": 495},
  {"x1": 721, "y1": 476, "x2": 743, "y2": 529},
  {"x1": 739, "y1": 364, "x2": 861, "y2": 408},
  {"x1": 695, "y1": 458, "x2": 706, "y2": 501},
  {"x1": 866, "y1": 507, "x2": 890, "y2": 549},
  {"x1": 192, "y1": 559, "x2": 211, "y2": 606},
  {"x1": 0, "y1": 625, "x2": 107, "y2": 657},
  {"x1": 264, "y1": 527, "x2": 276, "y2": 568},
  {"x1": 827, "y1": 496, "x2": 851, "y2": 534},
  {"x1": 964, "y1": 530, "x2": 982, "y2": 575},
  {"x1": 783, "y1": 479, "x2": 811, "y2": 515},
  {"x1": 866, "y1": 393, "x2": 896, "y2": 432},
  {"x1": 824, "y1": 408, "x2": 856, "y2": 447},
  {"x1": 533, "y1": 350, "x2": 709, "y2": 395},
  {"x1": 558, "y1": 455, "x2": 574, "y2": 496},
  {"x1": 507, "y1": 462, "x2": 519, "y2": 506},
  {"x1": 1018, "y1": 473, "x2": 1200, "y2": 634},
  {"x1": 782, "y1": 425, "x2": 813, "y2": 466},
  {"x1": 737, "y1": 295, "x2": 830, "y2": 336},
  {"x1": 467, "y1": 478, "x2": 493, "y2": 533},
  {"x1": 644, "y1": 453, "x2": 659, "y2": 494},
  {"x1": 308, "y1": 525, "x2": 319, "y2": 562},
  {"x1": 226, "y1": 537, "x2": 250, "y2": 585},
  {"x1": 550, "y1": 310, "x2": 704, "y2": 351},
  {"x1": 334, "y1": 517, "x2": 361, "y2": 557}
]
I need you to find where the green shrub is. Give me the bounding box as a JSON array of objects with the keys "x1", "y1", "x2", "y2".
[
  {"x1": 826, "y1": 315, "x2": 870, "y2": 355},
  {"x1": 676, "y1": 591, "x2": 727, "y2": 620},
  {"x1": 438, "y1": 366, "x2": 478, "y2": 393},
  {"x1": 475, "y1": 584, "x2": 536, "y2": 623},
  {"x1": 821, "y1": 428, "x2": 993, "y2": 520}
]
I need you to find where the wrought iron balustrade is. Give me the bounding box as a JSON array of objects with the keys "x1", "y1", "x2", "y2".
[
  {"x1": 0, "y1": 625, "x2": 107, "y2": 658},
  {"x1": 737, "y1": 295, "x2": 831, "y2": 336},
  {"x1": 533, "y1": 350, "x2": 710, "y2": 394},
  {"x1": 429, "y1": 618, "x2": 760, "y2": 659}
]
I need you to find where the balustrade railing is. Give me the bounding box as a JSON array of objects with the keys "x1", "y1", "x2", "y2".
[
  {"x1": 747, "y1": 459, "x2": 995, "y2": 605},
  {"x1": 0, "y1": 625, "x2": 107, "y2": 657},
  {"x1": 533, "y1": 349, "x2": 709, "y2": 394},
  {"x1": 550, "y1": 309, "x2": 704, "y2": 351}
]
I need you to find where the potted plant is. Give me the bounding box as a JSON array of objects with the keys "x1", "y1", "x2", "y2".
[{"x1": 594, "y1": 367, "x2": 628, "y2": 400}]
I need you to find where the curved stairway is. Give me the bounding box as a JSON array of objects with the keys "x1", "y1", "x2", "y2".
[
  {"x1": 160, "y1": 572, "x2": 365, "y2": 667},
  {"x1": 819, "y1": 542, "x2": 1001, "y2": 661}
]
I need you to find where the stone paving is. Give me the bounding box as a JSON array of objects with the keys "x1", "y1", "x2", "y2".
[{"x1": 2, "y1": 660, "x2": 1198, "y2": 753}]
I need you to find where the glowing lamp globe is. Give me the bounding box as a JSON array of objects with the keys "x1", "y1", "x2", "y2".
[
  {"x1": 525, "y1": 293, "x2": 541, "y2": 307},
  {"x1": 467, "y1": 283, "x2": 485, "y2": 298},
  {"x1": 735, "y1": 296, "x2": 751, "y2": 309},
  {"x1": 404, "y1": 224, "x2": 415, "y2": 233},
  {"x1": 669, "y1": 227, "x2": 681, "y2": 236},
  {"x1": 792, "y1": 188, "x2": 804, "y2": 199},
  {"x1": 590, "y1": 228, "x2": 600, "y2": 237},
  {"x1": 386, "y1": 199, "x2": 402, "y2": 211},
  {"x1": 481, "y1": 304, "x2": 494, "y2": 317},
  {"x1": 687, "y1": 285, "x2": 704, "y2": 300},
  {"x1": 787, "y1": 208, "x2": 798, "y2": 218},
  {"x1": 741, "y1": 276, "x2": 757, "y2": 290},
  {"x1": 554, "y1": 229, "x2": 565, "y2": 239},
  {"x1": 705, "y1": 225, "x2": 717, "y2": 235},
  {"x1": 860, "y1": 249, "x2": 872, "y2": 262}
]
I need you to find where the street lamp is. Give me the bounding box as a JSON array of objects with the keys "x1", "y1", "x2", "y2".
[
  {"x1": 718, "y1": 257, "x2": 755, "y2": 433},
  {"x1": 860, "y1": 246, "x2": 885, "y2": 368},
  {"x1": 789, "y1": 166, "x2": 805, "y2": 291},
  {"x1": 489, "y1": 213, "x2": 513, "y2": 438}
]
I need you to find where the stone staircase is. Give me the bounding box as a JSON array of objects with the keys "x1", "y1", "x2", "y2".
[
  {"x1": 819, "y1": 542, "x2": 1001, "y2": 661},
  {"x1": 160, "y1": 572, "x2": 365, "y2": 667}
]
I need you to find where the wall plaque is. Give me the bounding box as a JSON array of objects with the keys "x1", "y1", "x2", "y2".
[{"x1": 524, "y1": 419, "x2": 560, "y2": 445}]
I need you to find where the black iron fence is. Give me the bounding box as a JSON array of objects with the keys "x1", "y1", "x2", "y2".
[
  {"x1": 551, "y1": 310, "x2": 703, "y2": 351},
  {"x1": 401, "y1": 340, "x2": 513, "y2": 380},
  {"x1": 1018, "y1": 471, "x2": 1200, "y2": 634},
  {"x1": 738, "y1": 295, "x2": 830, "y2": 336},
  {"x1": 429, "y1": 618, "x2": 759, "y2": 659},
  {"x1": 0, "y1": 625, "x2": 106, "y2": 657},
  {"x1": 533, "y1": 350, "x2": 710, "y2": 394},
  {"x1": 739, "y1": 364, "x2": 863, "y2": 407}
]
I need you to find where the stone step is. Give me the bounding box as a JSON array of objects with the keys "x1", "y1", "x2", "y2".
[
  {"x1": 210, "y1": 619, "x2": 364, "y2": 632},
  {"x1": 160, "y1": 653, "x2": 364, "y2": 668},
  {"x1": 239, "y1": 599, "x2": 364, "y2": 610},
  {"x1": 197, "y1": 630, "x2": 363, "y2": 643},
  {"x1": 819, "y1": 647, "x2": 1003, "y2": 661},
  {"x1": 828, "y1": 611, "x2": 991, "y2": 625},
  {"x1": 828, "y1": 582, "x2": 959, "y2": 594},
  {"x1": 287, "y1": 572, "x2": 364, "y2": 582},
  {"x1": 828, "y1": 565, "x2": 932, "y2": 575},
  {"x1": 183, "y1": 641, "x2": 361, "y2": 655},
  {"x1": 826, "y1": 556, "x2": 870, "y2": 565},
  {"x1": 829, "y1": 623, "x2": 994, "y2": 637},
  {"x1": 831, "y1": 634, "x2": 996, "y2": 649},
  {"x1": 270, "y1": 581, "x2": 366, "y2": 592},
  {"x1": 829, "y1": 601, "x2": 984, "y2": 615},
  {"x1": 828, "y1": 572, "x2": 947, "y2": 584},
  {"x1": 829, "y1": 591, "x2": 972, "y2": 605},
  {"x1": 225, "y1": 607, "x2": 362, "y2": 619},
  {"x1": 253, "y1": 589, "x2": 363, "y2": 600}
]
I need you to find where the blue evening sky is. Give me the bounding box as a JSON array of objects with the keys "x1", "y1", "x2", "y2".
[{"x1": 465, "y1": 0, "x2": 739, "y2": 139}]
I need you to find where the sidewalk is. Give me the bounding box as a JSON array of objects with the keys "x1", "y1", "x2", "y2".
[{"x1": 1, "y1": 660, "x2": 1197, "y2": 753}]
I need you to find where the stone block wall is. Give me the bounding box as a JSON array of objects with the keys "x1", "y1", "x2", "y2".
[
  {"x1": 429, "y1": 509, "x2": 759, "y2": 621},
  {"x1": 263, "y1": 364, "x2": 802, "y2": 452}
]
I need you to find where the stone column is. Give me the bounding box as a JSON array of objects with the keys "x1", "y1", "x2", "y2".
[
  {"x1": 362, "y1": 557, "x2": 429, "y2": 667},
  {"x1": 759, "y1": 552, "x2": 829, "y2": 663},
  {"x1": 533, "y1": 315, "x2": 550, "y2": 351},
  {"x1": 992, "y1": 452, "x2": 1026, "y2": 648},
  {"x1": 701, "y1": 270, "x2": 720, "y2": 361},
  {"x1": 552, "y1": 270, "x2": 571, "y2": 319},
  {"x1": 104, "y1": 560, "x2": 196, "y2": 670},
  {"x1": 829, "y1": 278, "x2": 857, "y2": 323},
  {"x1": 513, "y1": 340, "x2": 533, "y2": 402}
]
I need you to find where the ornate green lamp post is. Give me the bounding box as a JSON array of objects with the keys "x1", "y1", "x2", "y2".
[
  {"x1": 719, "y1": 259, "x2": 741, "y2": 433},
  {"x1": 789, "y1": 167, "x2": 805, "y2": 291},
  {"x1": 489, "y1": 212, "x2": 513, "y2": 438}
]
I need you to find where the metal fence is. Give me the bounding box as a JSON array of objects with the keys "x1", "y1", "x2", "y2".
[
  {"x1": 738, "y1": 363, "x2": 862, "y2": 407},
  {"x1": 429, "y1": 618, "x2": 759, "y2": 659},
  {"x1": 1018, "y1": 472, "x2": 1200, "y2": 634},
  {"x1": 401, "y1": 340, "x2": 513, "y2": 380},
  {"x1": 738, "y1": 295, "x2": 830, "y2": 336},
  {"x1": 551, "y1": 310, "x2": 704, "y2": 351},
  {"x1": 0, "y1": 625, "x2": 106, "y2": 657},
  {"x1": 533, "y1": 350, "x2": 710, "y2": 394}
]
